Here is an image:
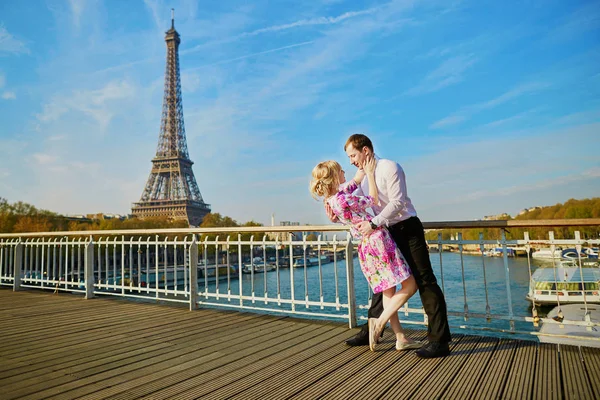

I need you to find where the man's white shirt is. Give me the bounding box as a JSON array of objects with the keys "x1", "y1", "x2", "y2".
[{"x1": 359, "y1": 157, "x2": 417, "y2": 227}]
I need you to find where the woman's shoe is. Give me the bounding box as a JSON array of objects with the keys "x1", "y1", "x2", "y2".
[
  {"x1": 369, "y1": 319, "x2": 385, "y2": 352},
  {"x1": 368, "y1": 318, "x2": 377, "y2": 351},
  {"x1": 396, "y1": 340, "x2": 423, "y2": 351}
]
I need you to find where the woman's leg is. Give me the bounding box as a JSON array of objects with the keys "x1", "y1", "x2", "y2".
[
  {"x1": 376, "y1": 275, "x2": 418, "y2": 327},
  {"x1": 381, "y1": 288, "x2": 402, "y2": 336}
]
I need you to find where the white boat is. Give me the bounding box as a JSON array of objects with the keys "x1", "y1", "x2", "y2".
[
  {"x1": 292, "y1": 256, "x2": 330, "y2": 268},
  {"x1": 584, "y1": 247, "x2": 599, "y2": 259},
  {"x1": 484, "y1": 247, "x2": 515, "y2": 257},
  {"x1": 532, "y1": 248, "x2": 562, "y2": 260},
  {"x1": 526, "y1": 267, "x2": 600, "y2": 305},
  {"x1": 242, "y1": 263, "x2": 275, "y2": 274},
  {"x1": 539, "y1": 304, "x2": 600, "y2": 348},
  {"x1": 561, "y1": 248, "x2": 589, "y2": 260}
]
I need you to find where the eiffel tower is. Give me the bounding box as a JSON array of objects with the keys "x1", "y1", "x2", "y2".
[{"x1": 132, "y1": 10, "x2": 210, "y2": 227}]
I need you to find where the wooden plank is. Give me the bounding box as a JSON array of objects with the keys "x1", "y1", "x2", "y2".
[
  {"x1": 2, "y1": 314, "x2": 290, "y2": 400},
  {"x1": 294, "y1": 330, "x2": 426, "y2": 400},
  {"x1": 223, "y1": 341, "x2": 361, "y2": 400},
  {"x1": 470, "y1": 338, "x2": 517, "y2": 400},
  {"x1": 41, "y1": 322, "x2": 327, "y2": 400},
  {"x1": 142, "y1": 327, "x2": 350, "y2": 400},
  {"x1": 581, "y1": 346, "x2": 600, "y2": 399},
  {"x1": 559, "y1": 345, "x2": 594, "y2": 400},
  {"x1": 441, "y1": 336, "x2": 498, "y2": 399},
  {"x1": 533, "y1": 343, "x2": 562, "y2": 400},
  {"x1": 0, "y1": 288, "x2": 597, "y2": 400},
  {"x1": 386, "y1": 335, "x2": 480, "y2": 399},
  {"x1": 0, "y1": 312, "x2": 259, "y2": 386},
  {"x1": 8, "y1": 317, "x2": 297, "y2": 400},
  {"x1": 349, "y1": 336, "x2": 465, "y2": 399},
  {"x1": 504, "y1": 340, "x2": 537, "y2": 400}
]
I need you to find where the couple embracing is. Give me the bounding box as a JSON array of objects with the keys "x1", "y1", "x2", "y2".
[{"x1": 310, "y1": 134, "x2": 451, "y2": 358}]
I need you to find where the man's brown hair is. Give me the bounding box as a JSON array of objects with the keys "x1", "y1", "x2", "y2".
[{"x1": 344, "y1": 134, "x2": 374, "y2": 152}]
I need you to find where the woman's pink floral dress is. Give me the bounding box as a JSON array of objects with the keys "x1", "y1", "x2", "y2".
[{"x1": 326, "y1": 180, "x2": 411, "y2": 293}]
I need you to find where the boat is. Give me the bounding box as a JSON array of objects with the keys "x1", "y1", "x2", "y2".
[
  {"x1": 560, "y1": 247, "x2": 599, "y2": 260},
  {"x1": 532, "y1": 248, "x2": 562, "y2": 260},
  {"x1": 558, "y1": 259, "x2": 600, "y2": 268},
  {"x1": 242, "y1": 263, "x2": 275, "y2": 274},
  {"x1": 561, "y1": 248, "x2": 589, "y2": 260},
  {"x1": 484, "y1": 247, "x2": 516, "y2": 257},
  {"x1": 584, "y1": 247, "x2": 599, "y2": 259},
  {"x1": 539, "y1": 304, "x2": 600, "y2": 348},
  {"x1": 292, "y1": 256, "x2": 330, "y2": 268},
  {"x1": 526, "y1": 267, "x2": 600, "y2": 305}
]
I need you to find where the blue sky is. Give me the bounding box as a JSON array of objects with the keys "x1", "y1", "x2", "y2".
[{"x1": 0, "y1": 0, "x2": 599, "y2": 226}]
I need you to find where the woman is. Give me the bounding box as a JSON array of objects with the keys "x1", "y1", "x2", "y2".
[{"x1": 309, "y1": 159, "x2": 420, "y2": 351}]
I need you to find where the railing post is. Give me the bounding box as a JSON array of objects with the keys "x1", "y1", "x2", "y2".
[
  {"x1": 189, "y1": 235, "x2": 198, "y2": 311},
  {"x1": 13, "y1": 239, "x2": 23, "y2": 292},
  {"x1": 501, "y1": 230, "x2": 514, "y2": 331},
  {"x1": 345, "y1": 238, "x2": 357, "y2": 328},
  {"x1": 289, "y1": 233, "x2": 296, "y2": 312},
  {"x1": 84, "y1": 237, "x2": 95, "y2": 299}
]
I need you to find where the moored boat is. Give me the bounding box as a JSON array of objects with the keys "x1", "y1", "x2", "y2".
[
  {"x1": 531, "y1": 248, "x2": 562, "y2": 261},
  {"x1": 526, "y1": 267, "x2": 600, "y2": 305},
  {"x1": 539, "y1": 303, "x2": 600, "y2": 348},
  {"x1": 484, "y1": 247, "x2": 516, "y2": 257}
]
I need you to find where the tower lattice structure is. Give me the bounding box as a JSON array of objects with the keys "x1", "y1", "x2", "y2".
[{"x1": 132, "y1": 12, "x2": 210, "y2": 227}]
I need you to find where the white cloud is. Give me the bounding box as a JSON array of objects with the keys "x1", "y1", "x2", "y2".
[
  {"x1": 180, "y1": 72, "x2": 202, "y2": 93},
  {"x1": 430, "y1": 81, "x2": 549, "y2": 129},
  {"x1": 406, "y1": 54, "x2": 478, "y2": 95},
  {"x1": 0, "y1": 25, "x2": 29, "y2": 54},
  {"x1": 471, "y1": 82, "x2": 549, "y2": 112},
  {"x1": 429, "y1": 115, "x2": 465, "y2": 129},
  {"x1": 548, "y1": 2, "x2": 600, "y2": 42},
  {"x1": 183, "y1": 4, "x2": 383, "y2": 55},
  {"x1": 241, "y1": 8, "x2": 381, "y2": 35},
  {"x1": 36, "y1": 80, "x2": 136, "y2": 130},
  {"x1": 410, "y1": 121, "x2": 600, "y2": 219},
  {"x1": 480, "y1": 109, "x2": 539, "y2": 129},
  {"x1": 2, "y1": 91, "x2": 16, "y2": 100},
  {"x1": 143, "y1": 0, "x2": 166, "y2": 33},
  {"x1": 32, "y1": 153, "x2": 58, "y2": 165},
  {"x1": 69, "y1": 0, "x2": 86, "y2": 29}
]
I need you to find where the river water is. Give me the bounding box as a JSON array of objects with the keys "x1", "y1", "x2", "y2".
[{"x1": 201, "y1": 251, "x2": 550, "y2": 340}]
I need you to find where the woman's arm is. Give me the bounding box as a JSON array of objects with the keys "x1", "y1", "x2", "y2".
[
  {"x1": 363, "y1": 157, "x2": 379, "y2": 206},
  {"x1": 353, "y1": 168, "x2": 365, "y2": 184}
]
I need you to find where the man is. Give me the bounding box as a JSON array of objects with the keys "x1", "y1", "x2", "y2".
[{"x1": 327, "y1": 133, "x2": 451, "y2": 358}]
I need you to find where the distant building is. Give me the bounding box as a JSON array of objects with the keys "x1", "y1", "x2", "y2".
[
  {"x1": 518, "y1": 206, "x2": 542, "y2": 215},
  {"x1": 483, "y1": 213, "x2": 511, "y2": 221},
  {"x1": 277, "y1": 221, "x2": 321, "y2": 241},
  {"x1": 280, "y1": 221, "x2": 301, "y2": 227},
  {"x1": 85, "y1": 213, "x2": 128, "y2": 221}
]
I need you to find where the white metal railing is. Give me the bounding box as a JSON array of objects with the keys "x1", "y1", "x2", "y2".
[{"x1": 0, "y1": 219, "x2": 599, "y2": 344}]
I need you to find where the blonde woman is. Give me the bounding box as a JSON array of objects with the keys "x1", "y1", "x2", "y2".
[{"x1": 310, "y1": 159, "x2": 420, "y2": 351}]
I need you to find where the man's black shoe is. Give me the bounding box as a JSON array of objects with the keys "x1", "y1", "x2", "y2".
[
  {"x1": 345, "y1": 325, "x2": 384, "y2": 346},
  {"x1": 416, "y1": 341, "x2": 450, "y2": 358}
]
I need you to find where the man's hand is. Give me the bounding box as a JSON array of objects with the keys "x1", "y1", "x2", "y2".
[
  {"x1": 355, "y1": 221, "x2": 374, "y2": 235},
  {"x1": 324, "y1": 203, "x2": 339, "y2": 223}
]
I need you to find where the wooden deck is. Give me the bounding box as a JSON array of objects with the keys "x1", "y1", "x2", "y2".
[{"x1": 0, "y1": 289, "x2": 598, "y2": 400}]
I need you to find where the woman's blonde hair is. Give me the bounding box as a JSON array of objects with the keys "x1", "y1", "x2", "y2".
[{"x1": 309, "y1": 160, "x2": 342, "y2": 199}]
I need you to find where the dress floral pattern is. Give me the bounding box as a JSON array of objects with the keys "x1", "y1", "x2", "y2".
[{"x1": 326, "y1": 180, "x2": 411, "y2": 293}]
